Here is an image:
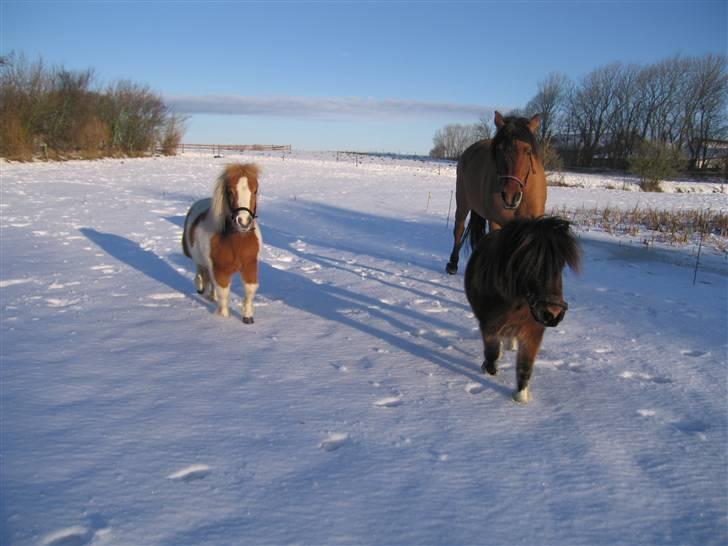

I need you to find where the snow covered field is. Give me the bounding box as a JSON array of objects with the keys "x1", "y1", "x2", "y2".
[{"x1": 1, "y1": 151, "x2": 726, "y2": 545}]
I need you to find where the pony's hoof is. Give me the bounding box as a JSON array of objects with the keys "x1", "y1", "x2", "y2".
[
  {"x1": 243, "y1": 316, "x2": 254, "y2": 324},
  {"x1": 216, "y1": 308, "x2": 230, "y2": 318},
  {"x1": 512, "y1": 388, "x2": 531, "y2": 404},
  {"x1": 194, "y1": 274, "x2": 206, "y2": 294},
  {"x1": 445, "y1": 262, "x2": 458, "y2": 275},
  {"x1": 481, "y1": 361, "x2": 498, "y2": 375}
]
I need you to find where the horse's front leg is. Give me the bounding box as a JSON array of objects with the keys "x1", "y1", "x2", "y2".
[
  {"x1": 480, "y1": 332, "x2": 501, "y2": 375},
  {"x1": 240, "y1": 261, "x2": 259, "y2": 324},
  {"x1": 512, "y1": 328, "x2": 545, "y2": 404},
  {"x1": 446, "y1": 210, "x2": 469, "y2": 274}
]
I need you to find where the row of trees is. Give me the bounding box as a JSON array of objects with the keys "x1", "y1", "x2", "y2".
[
  {"x1": 0, "y1": 53, "x2": 186, "y2": 160},
  {"x1": 431, "y1": 54, "x2": 728, "y2": 172}
]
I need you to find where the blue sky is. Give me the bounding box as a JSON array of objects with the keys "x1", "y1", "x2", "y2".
[{"x1": 2, "y1": 1, "x2": 726, "y2": 154}]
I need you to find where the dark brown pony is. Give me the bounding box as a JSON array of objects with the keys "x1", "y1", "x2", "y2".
[
  {"x1": 446, "y1": 111, "x2": 546, "y2": 274},
  {"x1": 464, "y1": 216, "x2": 580, "y2": 403}
]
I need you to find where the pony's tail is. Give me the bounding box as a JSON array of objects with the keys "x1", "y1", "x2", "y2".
[
  {"x1": 182, "y1": 208, "x2": 193, "y2": 258},
  {"x1": 467, "y1": 212, "x2": 487, "y2": 251}
]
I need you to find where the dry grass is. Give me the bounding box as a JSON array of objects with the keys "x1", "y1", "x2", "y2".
[{"x1": 549, "y1": 205, "x2": 728, "y2": 252}]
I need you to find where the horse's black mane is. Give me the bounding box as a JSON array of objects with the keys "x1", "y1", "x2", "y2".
[
  {"x1": 491, "y1": 115, "x2": 541, "y2": 161},
  {"x1": 467, "y1": 216, "x2": 580, "y2": 300}
]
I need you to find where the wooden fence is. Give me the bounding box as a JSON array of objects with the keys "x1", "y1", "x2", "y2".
[{"x1": 179, "y1": 143, "x2": 292, "y2": 155}]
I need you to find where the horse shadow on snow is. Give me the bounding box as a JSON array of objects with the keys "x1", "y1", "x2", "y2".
[{"x1": 85, "y1": 200, "x2": 506, "y2": 394}]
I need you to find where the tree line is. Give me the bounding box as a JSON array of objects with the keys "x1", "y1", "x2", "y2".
[
  {"x1": 431, "y1": 54, "x2": 728, "y2": 172},
  {"x1": 0, "y1": 53, "x2": 186, "y2": 160}
]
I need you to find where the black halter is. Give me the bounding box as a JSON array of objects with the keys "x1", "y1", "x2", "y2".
[
  {"x1": 226, "y1": 186, "x2": 257, "y2": 224},
  {"x1": 526, "y1": 292, "x2": 568, "y2": 327},
  {"x1": 230, "y1": 206, "x2": 257, "y2": 220}
]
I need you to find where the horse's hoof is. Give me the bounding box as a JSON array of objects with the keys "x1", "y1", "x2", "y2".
[
  {"x1": 216, "y1": 308, "x2": 230, "y2": 318},
  {"x1": 481, "y1": 361, "x2": 498, "y2": 375},
  {"x1": 243, "y1": 316, "x2": 254, "y2": 324},
  {"x1": 445, "y1": 262, "x2": 458, "y2": 275},
  {"x1": 512, "y1": 388, "x2": 531, "y2": 404}
]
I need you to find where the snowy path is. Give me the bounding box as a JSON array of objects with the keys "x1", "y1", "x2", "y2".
[{"x1": 1, "y1": 153, "x2": 726, "y2": 545}]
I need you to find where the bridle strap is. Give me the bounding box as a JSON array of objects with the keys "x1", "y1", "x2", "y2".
[
  {"x1": 230, "y1": 206, "x2": 257, "y2": 219},
  {"x1": 497, "y1": 155, "x2": 533, "y2": 190}
]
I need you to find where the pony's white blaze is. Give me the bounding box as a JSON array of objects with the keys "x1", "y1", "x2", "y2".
[{"x1": 234, "y1": 176, "x2": 254, "y2": 230}]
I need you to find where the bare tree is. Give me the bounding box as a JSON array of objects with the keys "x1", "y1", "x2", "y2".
[
  {"x1": 430, "y1": 123, "x2": 480, "y2": 159},
  {"x1": 474, "y1": 113, "x2": 493, "y2": 140},
  {"x1": 566, "y1": 63, "x2": 622, "y2": 167},
  {"x1": 606, "y1": 64, "x2": 642, "y2": 168},
  {"x1": 679, "y1": 54, "x2": 728, "y2": 169},
  {"x1": 526, "y1": 72, "x2": 570, "y2": 142}
]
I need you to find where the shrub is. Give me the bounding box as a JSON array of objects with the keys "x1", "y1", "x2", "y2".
[
  {"x1": 0, "y1": 110, "x2": 33, "y2": 160},
  {"x1": 0, "y1": 53, "x2": 185, "y2": 160},
  {"x1": 630, "y1": 140, "x2": 683, "y2": 192},
  {"x1": 541, "y1": 137, "x2": 564, "y2": 173},
  {"x1": 159, "y1": 114, "x2": 187, "y2": 156}
]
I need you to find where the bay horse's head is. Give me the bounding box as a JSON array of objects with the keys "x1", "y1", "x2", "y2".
[
  {"x1": 211, "y1": 163, "x2": 260, "y2": 234},
  {"x1": 492, "y1": 111, "x2": 541, "y2": 210},
  {"x1": 492, "y1": 216, "x2": 580, "y2": 327}
]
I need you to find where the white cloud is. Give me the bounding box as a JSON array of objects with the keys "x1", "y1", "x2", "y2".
[{"x1": 166, "y1": 95, "x2": 492, "y2": 120}]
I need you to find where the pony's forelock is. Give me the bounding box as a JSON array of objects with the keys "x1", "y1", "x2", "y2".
[
  {"x1": 478, "y1": 217, "x2": 580, "y2": 299},
  {"x1": 209, "y1": 163, "x2": 262, "y2": 233}
]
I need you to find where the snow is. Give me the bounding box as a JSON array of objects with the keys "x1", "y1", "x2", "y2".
[{"x1": 1, "y1": 151, "x2": 726, "y2": 545}]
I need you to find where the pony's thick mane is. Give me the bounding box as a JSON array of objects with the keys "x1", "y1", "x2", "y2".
[
  {"x1": 475, "y1": 216, "x2": 580, "y2": 299},
  {"x1": 210, "y1": 163, "x2": 261, "y2": 233},
  {"x1": 491, "y1": 115, "x2": 541, "y2": 162}
]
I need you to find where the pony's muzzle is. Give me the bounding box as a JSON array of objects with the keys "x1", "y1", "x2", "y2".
[
  {"x1": 231, "y1": 207, "x2": 256, "y2": 232},
  {"x1": 538, "y1": 307, "x2": 566, "y2": 327},
  {"x1": 528, "y1": 294, "x2": 568, "y2": 327}
]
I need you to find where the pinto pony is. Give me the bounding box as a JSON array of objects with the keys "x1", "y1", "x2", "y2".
[
  {"x1": 182, "y1": 163, "x2": 262, "y2": 323},
  {"x1": 464, "y1": 216, "x2": 580, "y2": 403},
  {"x1": 446, "y1": 111, "x2": 546, "y2": 274}
]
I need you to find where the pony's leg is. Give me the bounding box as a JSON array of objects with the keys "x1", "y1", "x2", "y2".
[
  {"x1": 446, "y1": 209, "x2": 469, "y2": 274},
  {"x1": 240, "y1": 261, "x2": 259, "y2": 324},
  {"x1": 194, "y1": 265, "x2": 208, "y2": 294},
  {"x1": 212, "y1": 274, "x2": 232, "y2": 317},
  {"x1": 512, "y1": 329, "x2": 545, "y2": 404},
  {"x1": 480, "y1": 334, "x2": 502, "y2": 375}
]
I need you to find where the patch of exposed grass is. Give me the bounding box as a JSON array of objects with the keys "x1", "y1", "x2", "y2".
[{"x1": 549, "y1": 205, "x2": 728, "y2": 252}]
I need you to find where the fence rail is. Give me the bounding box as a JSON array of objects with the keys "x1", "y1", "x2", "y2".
[{"x1": 179, "y1": 143, "x2": 292, "y2": 154}]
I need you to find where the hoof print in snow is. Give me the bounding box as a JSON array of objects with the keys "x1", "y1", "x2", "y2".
[
  {"x1": 681, "y1": 349, "x2": 708, "y2": 358},
  {"x1": 320, "y1": 433, "x2": 349, "y2": 452},
  {"x1": 168, "y1": 464, "x2": 210, "y2": 482},
  {"x1": 42, "y1": 526, "x2": 92, "y2": 546},
  {"x1": 374, "y1": 396, "x2": 402, "y2": 408},
  {"x1": 465, "y1": 382, "x2": 484, "y2": 395}
]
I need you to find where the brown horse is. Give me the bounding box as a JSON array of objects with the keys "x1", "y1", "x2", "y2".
[
  {"x1": 446, "y1": 111, "x2": 546, "y2": 274},
  {"x1": 183, "y1": 163, "x2": 262, "y2": 323},
  {"x1": 464, "y1": 216, "x2": 580, "y2": 403}
]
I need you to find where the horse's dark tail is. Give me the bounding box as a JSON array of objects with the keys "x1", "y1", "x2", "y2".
[{"x1": 467, "y1": 212, "x2": 487, "y2": 251}]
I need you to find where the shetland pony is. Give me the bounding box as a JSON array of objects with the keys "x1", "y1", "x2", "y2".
[
  {"x1": 464, "y1": 216, "x2": 580, "y2": 403},
  {"x1": 182, "y1": 164, "x2": 262, "y2": 323},
  {"x1": 446, "y1": 111, "x2": 547, "y2": 274}
]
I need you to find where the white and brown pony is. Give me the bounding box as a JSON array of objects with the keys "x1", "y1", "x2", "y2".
[{"x1": 182, "y1": 163, "x2": 262, "y2": 323}]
